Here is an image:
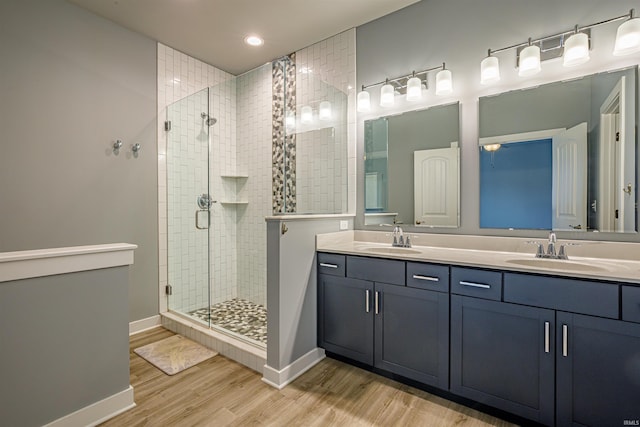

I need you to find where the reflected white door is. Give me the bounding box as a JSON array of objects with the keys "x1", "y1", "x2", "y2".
[
  {"x1": 414, "y1": 146, "x2": 459, "y2": 227},
  {"x1": 552, "y1": 122, "x2": 587, "y2": 231},
  {"x1": 598, "y1": 76, "x2": 632, "y2": 232}
]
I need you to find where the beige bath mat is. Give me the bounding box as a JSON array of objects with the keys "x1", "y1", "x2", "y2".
[{"x1": 134, "y1": 335, "x2": 217, "y2": 375}]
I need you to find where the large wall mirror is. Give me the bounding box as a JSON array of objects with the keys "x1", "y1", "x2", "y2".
[
  {"x1": 479, "y1": 67, "x2": 638, "y2": 233},
  {"x1": 364, "y1": 102, "x2": 460, "y2": 227}
]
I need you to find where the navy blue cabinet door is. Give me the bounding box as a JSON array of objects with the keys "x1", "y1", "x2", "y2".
[
  {"x1": 374, "y1": 282, "x2": 449, "y2": 389},
  {"x1": 451, "y1": 295, "x2": 555, "y2": 425},
  {"x1": 318, "y1": 274, "x2": 374, "y2": 365},
  {"x1": 556, "y1": 312, "x2": 640, "y2": 427}
]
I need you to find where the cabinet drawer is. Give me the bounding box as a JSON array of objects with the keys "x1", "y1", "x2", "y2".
[
  {"x1": 622, "y1": 286, "x2": 640, "y2": 323},
  {"x1": 406, "y1": 262, "x2": 449, "y2": 292},
  {"x1": 347, "y1": 256, "x2": 405, "y2": 286},
  {"x1": 504, "y1": 273, "x2": 619, "y2": 318},
  {"x1": 451, "y1": 267, "x2": 502, "y2": 300},
  {"x1": 317, "y1": 253, "x2": 346, "y2": 277}
]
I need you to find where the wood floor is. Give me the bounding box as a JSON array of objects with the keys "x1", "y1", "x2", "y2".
[{"x1": 102, "y1": 327, "x2": 515, "y2": 427}]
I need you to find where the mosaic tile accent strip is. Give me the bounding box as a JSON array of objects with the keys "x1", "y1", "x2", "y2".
[
  {"x1": 189, "y1": 298, "x2": 267, "y2": 345},
  {"x1": 272, "y1": 54, "x2": 297, "y2": 213}
]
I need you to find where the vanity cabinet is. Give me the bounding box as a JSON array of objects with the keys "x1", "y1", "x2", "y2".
[
  {"x1": 375, "y1": 281, "x2": 449, "y2": 388},
  {"x1": 318, "y1": 250, "x2": 640, "y2": 426},
  {"x1": 317, "y1": 253, "x2": 450, "y2": 388},
  {"x1": 450, "y1": 265, "x2": 554, "y2": 425},
  {"x1": 318, "y1": 273, "x2": 374, "y2": 365},
  {"x1": 502, "y1": 272, "x2": 639, "y2": 426},
  {"x1": 451, "y1": 295, "x2": 555, "y2": 425},
  {"x1": 452, "y1": 270, "x2": 640, "y2": 426},
  {"x1": 556, "y1": 312, "x2": 640, "y2": 426}
]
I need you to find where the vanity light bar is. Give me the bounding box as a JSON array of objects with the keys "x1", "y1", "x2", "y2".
[
  {"x1": 357, "y1": 63, "x2": 452, "y2": 112},
  {"x1": 481, "y1": 9, "x2": 640, "y2": 84}
]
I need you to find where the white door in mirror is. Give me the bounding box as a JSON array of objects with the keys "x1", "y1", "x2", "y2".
[
  {"x1": 552, "y1": 122, "x2": 587, "y2": 231},
  {"x1": 414, "y1": 146, "x2": 459, "y2": 227}
]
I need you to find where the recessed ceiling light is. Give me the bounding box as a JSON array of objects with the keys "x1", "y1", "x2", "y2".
[{"x1": 244, "y1": 35, "x2": 264, "y2": 47}]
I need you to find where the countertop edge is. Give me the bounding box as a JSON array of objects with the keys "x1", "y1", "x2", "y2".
[{"x1": 316, "y1": 245, "x2": 640, "y2": 286}]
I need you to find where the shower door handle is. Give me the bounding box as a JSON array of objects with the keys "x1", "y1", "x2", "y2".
[{"x1": 195, "y1": 210, "x2": 210, "y2": 230}]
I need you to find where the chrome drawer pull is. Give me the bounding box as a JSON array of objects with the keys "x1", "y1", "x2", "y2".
[
  {"x1": 375, "y1": 291, "x2": 380, "y2": 315},
  {"x1": 460, "y1": 281, "x2": 491, "y2": 289},
  {"x1": 412, "y1": 274, "x2": 439, "y2": 282},
  {"x1": 544, "y1": 321, "x2": 550, "y2": 353},
  {"x1": 562, "y1": 324, "x2": 568, "y2": 357},
  {"x1": 365, "y1": 290, "x2": 370, "y2": 313},
  {"x1": 320, "y1": 263, "x2": 338, "y2": 269}
]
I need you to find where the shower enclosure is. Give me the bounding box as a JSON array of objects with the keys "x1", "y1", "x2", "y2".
[
  {"x1": 164, "y1": 59, "x2": 348, "y2": 349},
  {"x1": 166, "y1": 74, "x2": 268, "y2": 347}
]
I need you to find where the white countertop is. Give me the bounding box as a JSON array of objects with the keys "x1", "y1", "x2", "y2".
[{"x1": 316, "y1": 231, "x2": 640, "y2": 285}]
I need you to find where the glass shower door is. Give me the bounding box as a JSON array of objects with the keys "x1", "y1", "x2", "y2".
[{"x1": 166, "y1": 87, "x2": 211, "y2": 326}]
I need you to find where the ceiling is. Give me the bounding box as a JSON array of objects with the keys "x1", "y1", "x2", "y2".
[{"x1": 68, "y1": 0, "x2": 420, "y2": 75}]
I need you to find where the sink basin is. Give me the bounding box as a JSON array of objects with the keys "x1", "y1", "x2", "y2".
[
  {"x1": 361, "y1": 246, "x2": 422, "y2": 255},
  {"x1": 505, "y1": 258, "x2": 608, "y2": 273}
]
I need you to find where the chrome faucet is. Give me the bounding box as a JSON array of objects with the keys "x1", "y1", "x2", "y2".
[
  {"x1": 546, "y1": 232, "x2": 557, "y2": 257},
  {"x1": 392, "y1": 226, "x2": 412, "y2": 248},
  {"x1": 530, "y1": 232, "x2": 568, "y2": 259}
]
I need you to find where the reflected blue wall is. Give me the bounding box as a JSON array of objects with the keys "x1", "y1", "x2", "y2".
[{"x1": 480, "y1": 139, "x2": 552, "y2": 229}]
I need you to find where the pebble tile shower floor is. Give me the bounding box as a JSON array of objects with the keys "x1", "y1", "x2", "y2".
[{"x1": 188, "y1": 298, "x2": 267, "y2": 345}]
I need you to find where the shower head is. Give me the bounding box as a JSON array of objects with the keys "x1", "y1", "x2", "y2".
[{"x1": 201, "y1": 112, "x2": 217, "y2": 126}]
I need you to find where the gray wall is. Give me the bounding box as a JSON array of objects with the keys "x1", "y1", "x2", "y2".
[
  {"x1": 355, "y1": 0, "x2": 640, "y2": 242},
  {"x1": 479, "y1": 79, "x2": 591, "y2": 137},
  {"x1": 0, "y1": 268, "x2": 130, "y2": 426},
  {"x1": 266, "y1": 218, "x2": 353, "y2": 371},
  {"x1": 0, "y1": 0, "x2": 158, "y2": 321}
]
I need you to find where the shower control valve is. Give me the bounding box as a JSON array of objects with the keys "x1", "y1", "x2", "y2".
[{"x1": 112, "y1": 139, "x2": 123, "y2": 154}]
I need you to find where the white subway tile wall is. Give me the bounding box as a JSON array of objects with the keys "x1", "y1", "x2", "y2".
[
  {"x1": 295, "y1": 29, "x2": 356, "y2": 214},
  {"x1": 236, "y1": 64, "x2": 272, "y2": 307},
  {"x1": 209, "y1": 78, "x2": 239, "y2": 305},
  {"x1": 158, "y1": 44, "x2": 237, "y2": 313}
]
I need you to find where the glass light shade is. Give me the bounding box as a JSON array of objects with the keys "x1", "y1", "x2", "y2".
[
  {"x1": 380, "y1": 83, "x2": 395, "y2": 107},
  {"x1": 435, "y1": 69, "x2": 453, "y2": 96},
  {"x1": 613, "y1": 17, "x2": 640, "y2": 56},
  {"x1": 480, "y1": 56, "x2": 501, "y2": 85},
  {"x1": 406, "y1": 76, "x2": 422, "y2": 101},
  {"x1": 483, "y1": 143, "x2": 501, "y2": 152},
  {"x1": 357, "y1": 90, "x2": 371, "y2": 113},
  {"x1": 285, "y1": 114, "x2": 296, "y2": 130},
  {"x1": 318, "y1": 101, "x2": 332, "y2": 121},
  {"x1": 518, "y1": 45, "x2": 541, "y2": 77},
  {"x1": 300, "y1": 106, "x2": 313, "y2": 124},
  {"x1": 563, "y1": 32, "x2": 590, "y2": 67}
]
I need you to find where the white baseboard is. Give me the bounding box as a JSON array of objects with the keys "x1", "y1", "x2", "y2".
[
  {"x1": 262, "y1": 348, "x2": 325, "y2": 390},
  {"x1": 44, "y1": 385, "x2": 135, "y2": 427},
  {"x1": 129, "y1": 315, "x2": 161, "y2": 335}
]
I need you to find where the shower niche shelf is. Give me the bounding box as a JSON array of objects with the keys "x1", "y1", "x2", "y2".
[
  {"x1": 220, "y1": 201, "x2": 248, "y2": 205},
  {"x1": 220, "y1": 174, "x2": 249, "y2": 179},
  {"x1": 219, "y1": 174, "x2": 248, "y2": 206}
]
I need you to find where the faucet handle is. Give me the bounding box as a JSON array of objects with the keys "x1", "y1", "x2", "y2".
[
  {"x1": 525, "y1": 241, "x2": 545, "y2": 258},
  {"x1": 557, "y1": 244, "x2": 568, "y2": 260},
  {"x1": 548, "y1": 232, "x2": 557, "y2": 243},
  {"x1": 404, "y1": 235, "x2": 412, "y2": 248}
]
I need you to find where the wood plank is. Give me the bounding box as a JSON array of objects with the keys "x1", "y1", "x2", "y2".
[{"x1": 102, "y1": 327, "x2": 515, "y2": 426}]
